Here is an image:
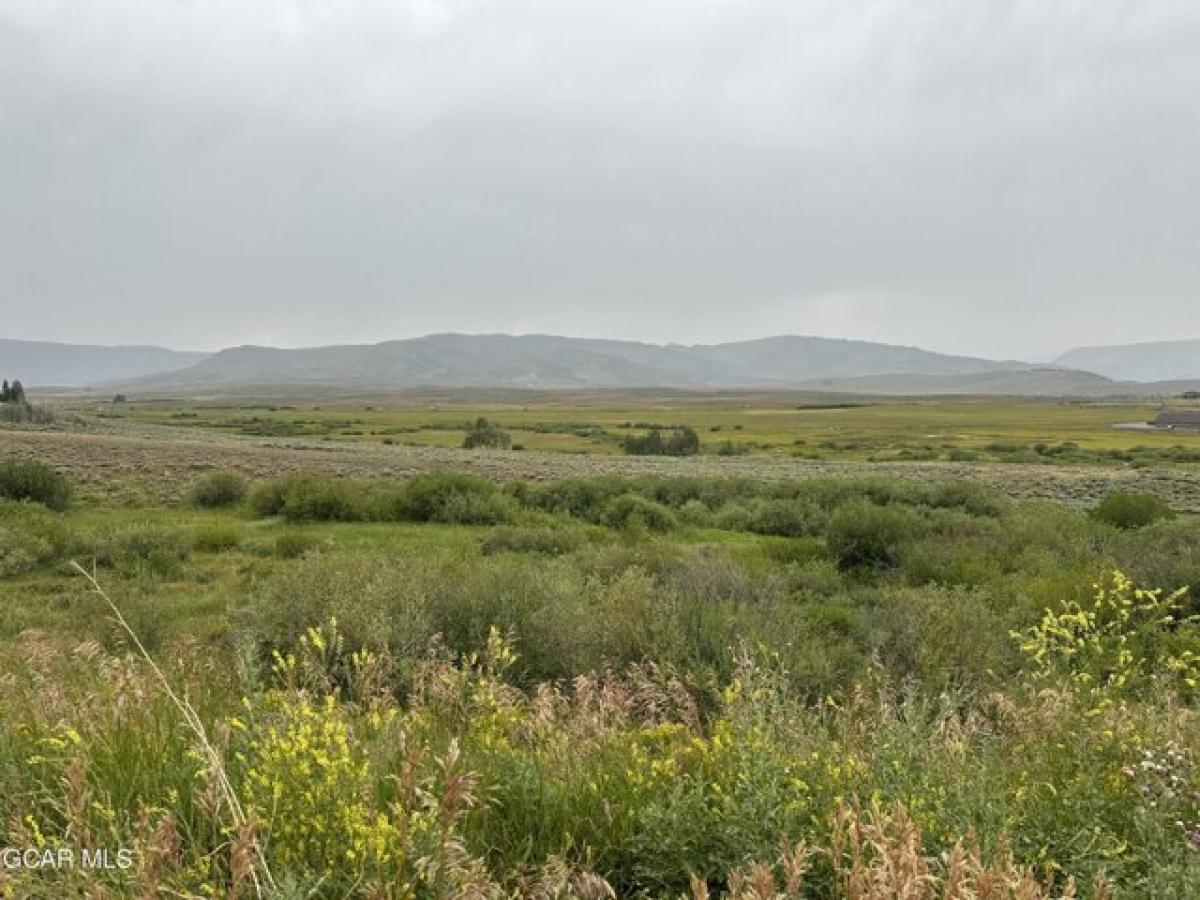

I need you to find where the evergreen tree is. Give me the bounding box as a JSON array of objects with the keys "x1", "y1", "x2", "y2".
[
  {"x1": 0, "y1": 380, "x2": 9, "y2": 402},
  {"x1": 10, "y1": 380, "x2": 25, "y2": 403}
]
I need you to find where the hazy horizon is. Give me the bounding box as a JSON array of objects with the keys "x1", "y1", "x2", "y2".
[
  {"x1": 3, "y1": 1, "x2": 1198, "y2": 360},
  {"x1": 7, "y1": 327, "x2": 1200, "y2": 368}
]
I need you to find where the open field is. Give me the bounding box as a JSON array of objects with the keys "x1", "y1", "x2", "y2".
[
  {"x1": 6, "y1": 424, "x2": 1200, "y2": 513},
  {"x1": 53, "y1": 390, "x2": 1200, "y2": 466},
  {"x1": 3, "y1": 397, "x2": 1200, "y2": 897}
]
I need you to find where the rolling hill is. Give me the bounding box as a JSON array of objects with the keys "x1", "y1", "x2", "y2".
[
  {"x1": 1056, "y1": 339, "x2": 1200, "y2": 382},
  {"x1": 14, "y1": 332, "x2": 1199, "y2": 396},
  {"x1": 0, "y1": 339, "x2": 210, "y2": 388},
  {"x1": 114, "y1": 333, "x2": 1029, "y2": 391}
]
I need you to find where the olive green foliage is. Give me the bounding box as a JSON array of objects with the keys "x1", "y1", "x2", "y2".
[
  {"x1": 826, "y1": 500, "x2": 925, "y2": 572},
  {"x1": 623, "y1": 425, "x2": 700, "y2": 456},
  {"x1": 4, "y1": 467, "x2": 1200, "y2": 896},
  {"x1": 250, "y1": 472, "x2": 516, "y2": 525},
  {"x1": 462, "y1": 416, "x2": 511, "y2": 449},
  {"x1": 600, "y1": 493, "x2": 677, "y2": 532},
  {"x1": 0, "y1": 458, "x2": 72, "y2": 509},
  {"x1": 188, "y1": 471, "x2": 248, "y2": 508},
  {"x1": 1016, "y1": 570, "x2": 1200, "y2": 701},
  {"x1": 1091, "y1": 490, "x2": 1176, "y2": 530}
]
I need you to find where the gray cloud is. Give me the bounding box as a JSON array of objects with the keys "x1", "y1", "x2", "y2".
[{"x1": 2, "y1": 0, "x2": 1198, "y2": 360}]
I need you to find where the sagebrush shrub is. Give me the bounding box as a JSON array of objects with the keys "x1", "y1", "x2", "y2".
[
  {"x1": 0, "y1": 458, "x2": 71, "y2": 510},
  {"x1": 1091, "y1": 491, "x2": 1175, "y2": 530},
  {"x1": 826, "y1": 500, "x2": 924, "y2": 572},
  {"x1": 601, "y1": 493, "x2": 677, "y2": 532},
  {"x1": 462, "y1": 416, "x2": 511, "y2": 449},
  {"x1": 745, "y1": 498, "x2": 824, "y2": 537},
  {"x1": 188, "y1": 472, "x2": 247, "y2": 508}
]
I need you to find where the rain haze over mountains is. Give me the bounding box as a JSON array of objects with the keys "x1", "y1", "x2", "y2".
[{"x1": 2, "y1": 2, "x2": 1199, "y2": 383}]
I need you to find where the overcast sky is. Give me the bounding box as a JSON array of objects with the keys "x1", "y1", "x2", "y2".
[{"x1": 2, "y1": 1, "x2": 1198, "y2": 361}]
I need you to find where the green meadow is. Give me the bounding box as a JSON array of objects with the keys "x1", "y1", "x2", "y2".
[
  {"x1": 2, "y1": 396, "x2": 1200, "y2": 897},
  {"x1": 79, "y1": 392, "x2": 1200, "y2": 465}
]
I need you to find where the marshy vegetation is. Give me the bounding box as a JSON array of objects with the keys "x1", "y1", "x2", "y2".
[{"x1": 1, "y1": 458, "x2": 1199, "y2": 896}]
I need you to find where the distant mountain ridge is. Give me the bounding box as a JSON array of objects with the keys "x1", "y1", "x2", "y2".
[
  {"x1": 10, "y1": 333, "x2": 1200, "y2": 396},
  {"x1": 1055, "y1": 339, "x2": 1200, "y2": 382},
  {"x1": 112, "y1": 333, "x2": 1031, "y2": 391},
  {"x1": 0, "y1": 339, "x2": 210, "y2": 388}
]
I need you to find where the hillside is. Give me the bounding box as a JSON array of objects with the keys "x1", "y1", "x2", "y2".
[
  {"x1": 0, "y1": 339, "x2": 210, "y2": 388},
  {"x1": 116, "y1": 333, "x2": 1028, "y2": 392},
  {"x1": 1056, "y1": 339, "x2": 1200, "y2": 382}
]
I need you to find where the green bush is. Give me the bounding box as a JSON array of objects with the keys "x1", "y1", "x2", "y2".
[
  {"x1": 623, "y1": 426, "x2": 700, "y2": 456},
  {"x1": 250, "y1": 475, "x2": 363, "y2": 522},
  {"x1": 249, "y1": 473, "x2": 517, "y2": 526},
  {"x1": 189, "y1": 472, "x2": 248, "y2": 508},
  {"x1": 462, "y1": 417, "x2": 511, "y2": 449},
  {"x1": 826, "y1": 501, "x2": 925, "y2": 572},
  {"x1": 1114, "y1": 519, "x2": 1200, "y2": 610},
  {"x1": 519, "y1": 477, "x2": 626, "y2": 518},
  {"x1": 600, "y1": 494, "x2": 677, "y2": 532},
  {"x1": 676, "y1": 499, "x2": 715, "y2": 527},
  {"x1": 1091, "y1": 491, "x2": 1176, "y2": 530},
  {"x1": 745, "y1": 498, "x2": 824, "y2": 537},
  {"x1": 0, "y1": 458, "x2": 71, "y2": 510},
  {"x1": 249, "y1": 477, "x2": 292, "y2": 517},
  {"x1": 393, "y1": 474, "x2": 514, "y2": 525}
]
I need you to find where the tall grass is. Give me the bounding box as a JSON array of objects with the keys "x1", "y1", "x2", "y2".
[
  {"x1": 0, "y1": 567, "x2": 1196, "y2": 896},
  {"x1": 3, "y1": 471, "x2": 1200, "y2": 895}
]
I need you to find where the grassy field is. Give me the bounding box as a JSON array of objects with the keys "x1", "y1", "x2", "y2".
[
  {"x1": 64, "y1": 390, "x2": 1200, "y2": 465},
  {"x1": 2, "y1": 397, "x2": 1200, "y2": 897}
]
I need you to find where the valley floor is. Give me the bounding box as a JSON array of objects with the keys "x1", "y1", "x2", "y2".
[
  {"x1": 2, "y1": 412, "x2": 1200, "y2": 897},
  {"x1": 4, "y1": 422, "x2": 1200, "y2": 510}
]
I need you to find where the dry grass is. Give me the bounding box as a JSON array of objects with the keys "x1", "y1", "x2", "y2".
[{"x1": 4, "y1": 426, "x2": 1200, "y2": 510}]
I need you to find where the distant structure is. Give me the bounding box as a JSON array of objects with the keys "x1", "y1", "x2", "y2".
[{"x1": 1155, "y1": 410, "x2": 1200, "y2": 430}]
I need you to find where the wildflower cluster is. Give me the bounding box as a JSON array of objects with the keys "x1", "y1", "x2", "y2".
[
  {"x1": 1121, "y1": 744, "x2": 1200, "y2": 852},
  {"x1": 1015, "y1": 570, "x2": 1200, "y2": 702}
]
